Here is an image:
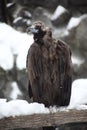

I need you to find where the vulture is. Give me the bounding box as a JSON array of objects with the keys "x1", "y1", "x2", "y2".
[
  {"x1": 26, "y1": 21, "x2": 72, "y2": 106},
  {"x1": 26, "y1": 21, "x2": 72, "y2": 130}
]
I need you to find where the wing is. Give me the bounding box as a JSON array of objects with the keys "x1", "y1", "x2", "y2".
[
  {"x1": 57, "y1": 40, "x2": 72, "y2": 106},
  {"x1": 26, "y1": 43, "x2": 43, "y2": 102}
]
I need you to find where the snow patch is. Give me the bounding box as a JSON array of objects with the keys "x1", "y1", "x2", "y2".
[
  {"x1": 69, "y1": 79, "x2": 87, "y2": 109},
  {"x1": 67, "y1": 14, "x2": 87, "y2": 30},
  {"x1": 51, "y1": 5, "x2": 67, "y2": 20},
  {"x1": 10, "y1": 82, "x2": 22, "y2": 100},
  {"x1": 72, "y1": 55, "x2": 84, "y2": 66},
  {"x1": 67, "y1": 17, "x2": 81, "y2": 30},
  {"x1": 0, "y1": 100, "x2": 49, "y2": 119},
  {"x1": 0, "y1": 22, "x2": 33, "y2": 70},
  {"x1": 13, "y1": 17, "x2": 22, "y2": 24}
]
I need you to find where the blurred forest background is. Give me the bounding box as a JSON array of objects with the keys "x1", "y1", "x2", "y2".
[{"x1": 0, "y1": 0, "x2": 87, "y2": 102}]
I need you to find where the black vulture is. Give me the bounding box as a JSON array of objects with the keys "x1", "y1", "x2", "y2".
[{"x1": 26, "y1": 21, "x2": 72, "y2": 130}]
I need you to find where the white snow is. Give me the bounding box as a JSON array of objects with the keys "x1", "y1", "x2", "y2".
[
  {"x1": 24, "y1": 11, "x2": 32, "y2": 18},
  {"x1": 26, "y1": 20, "x2": 31, "y2": 26},
  {"x1": 0, "y1": 100, "x2": 49, "y2": 119},
  {"x1": 0, "y1": 22, "x2": 33, "y2": 70},
  {"x1": 67, "y1": 14, "x2": 87, "y2": 30},
  {"x1": 72, "y1": 55, "x2": 84, "y2": 66},
  {"x1": 13, "y1": 17, "x2": 22, "y2": 24},
  {"x1": 51, "y1": 5, "x2": 67, "y2": 20},
  {"x1": 67, "y1": 17, "x2": 81, "y2": 30},
  {"x1": 6, "y1": 3, "x2": 14, "y2": 8},
  {"x1": 69, "y1": 79, "x2": 87, "y2": 109},
  {"x1": 10, "y1": 82, "x2": 22, "y2": 100},
  {"x1": 0, "y1": 79, "x2": 87, "y2": 119}
]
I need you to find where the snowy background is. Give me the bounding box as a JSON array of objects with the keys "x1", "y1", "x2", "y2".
[
  {"x1": 0, "y1": 20, "x2": 84, "y2": 70},
  {"x1": 0, "y1": 22, "x2": 87, "y2": 119},
  {"x1": 0, "y1": 1, "x2": 87, "y2": 120}
]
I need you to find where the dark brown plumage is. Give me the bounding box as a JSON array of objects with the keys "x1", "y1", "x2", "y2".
[{"x1": 26, "y1": 21, "x2": 72, "y2": 129}]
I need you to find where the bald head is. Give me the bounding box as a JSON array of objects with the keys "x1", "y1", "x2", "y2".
[
  {"x1": 34, "y1": 21, "x2": 45, "y2": 31},
  {"x1": 27, "y1": 21, "x2": 52, "y2": 45}
]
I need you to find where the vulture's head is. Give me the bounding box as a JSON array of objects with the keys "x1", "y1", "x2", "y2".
[{"x1": 27, "y1": 21, "x2": 47, "y2": 44}]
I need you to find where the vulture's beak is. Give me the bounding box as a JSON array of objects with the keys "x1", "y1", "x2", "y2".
[{"x1": 27, "y1": 25, "x2": 38, "y2": 34}]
